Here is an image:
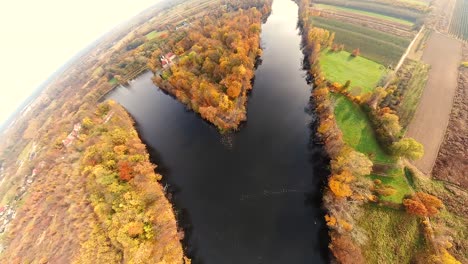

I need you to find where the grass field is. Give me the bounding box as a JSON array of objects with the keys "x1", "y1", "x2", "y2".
[
  {"x1": 370, "y1": 167, "x2": 413, "y2": 203},
  {"x1": 320, "y1": 49, "x2": 385, "y2": 93},
  {"x1": 145, "y1": 30, "x2": 167, "y2": 40},
  {"x1": 357, "y1": 205, "x2": 423, "y2": 263},
  {"x1": 312, "y1": 17, "x2": 410, "y2": 65},
  {"x1": 331, "y1": 94, "x2": 393, "y2": 163},
  {"x1": 108, "y1": 77, "x2": 118, "y2": 86},
  {"x1": 315, "y1": 4, "x2": 413, "y2": 26}
]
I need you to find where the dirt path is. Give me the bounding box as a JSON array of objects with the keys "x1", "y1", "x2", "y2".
[
  {"x1": 432, "y1": 43, "x2": 468, "y2": 187},
  {"x1": 406, "y1": 32, "x2": 462, "y2": 174}
]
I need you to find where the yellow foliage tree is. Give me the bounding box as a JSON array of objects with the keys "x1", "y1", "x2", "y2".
[
  {"x1": 325, "y1": 214, "x2": 337, "y2": 227},
  {"x1": 329, "y1": 170, "x2": 354, "y2": 198}
]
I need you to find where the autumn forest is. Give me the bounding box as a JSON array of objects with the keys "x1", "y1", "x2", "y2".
[{"x1": 0, "y1": 0, "x2": 466, "y2": 263}]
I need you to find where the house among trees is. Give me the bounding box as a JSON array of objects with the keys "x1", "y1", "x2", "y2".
[
  {"x1": 62, "y1": 123, "x2": 82, "y2": 148},
  {"x1": 160, "y1": 52, "x2": 177, "y2": 69},
  {"x1": 175, "y1": 21, "x2": 189, "y2": 30}
]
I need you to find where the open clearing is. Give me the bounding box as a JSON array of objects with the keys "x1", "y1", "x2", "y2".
[
  {"x1": 332, "y1": 94, "x2": 393, "y2": 163},
  {"x1": 358, "y1": 205, "x2": 421, "y2": 264},
  {"x1": 370, "y1": 167, "x2": 412, "y2": 203},
  {"x1": 406, "y1": 32, "x2": 462, "y2": 174},
  {"x1": 145, "y1": 30, "x2": 167, "y2": 40},
  {"x1": 315, "y1": 4, "x2": 413, "y2": 26},
  {"x1": 320, "y1": 49, "x2": 385, "y2": 93}
]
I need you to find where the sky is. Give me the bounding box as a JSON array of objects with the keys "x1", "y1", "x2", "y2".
[{"x1": 0, "y1": 0, "x2": 162, "y2": 126}]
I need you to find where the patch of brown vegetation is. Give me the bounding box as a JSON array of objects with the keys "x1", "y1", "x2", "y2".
[
  {"x1": 433, "y1": 42, "x2": 468, "y2": 188},
  {"x1": 0, "y1": 151, "x2": 99, "y2": 263}
]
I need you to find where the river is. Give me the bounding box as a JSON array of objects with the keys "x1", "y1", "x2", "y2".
[{"x1": 107, "y1": 0, "x2": 329, "y2": 263}]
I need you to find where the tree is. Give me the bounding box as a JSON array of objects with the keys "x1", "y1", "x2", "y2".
[
  {"x1": 391, "y1": 138, "x2": 424, "y2": 160},
  {"x1": 403, "y1": 198, "x2": 427, "y2": 216},
  {"x1": 327, "y1": 32, "x2": 335, "y2": 47},
  {"x1": 365, "y1": 87, "x2": 386, "y2": 109},
  {"x1": 343, "y1": 80, "x2": 351, "y2": 89},
  {"x1": 331, "y1": 44, "x2": 339, "y2": 52},
  {"x1": 82, "y1": 117, "x2": 94, "y2": 129},
  {"x1": 329, "y1": 170, "x2": 354, "y2": 198},
  {"x1": 331, "y1": 147, "x2": 373, "y2": 176},
  {"x1": 403, "y1": 192, "x2": 443, "y2": 217},
  {"x1": 148, "y1": 49, "x2": 163, "y2": 72},
  {"x1": 351, "y1": 48, "x2": 360, "y2": 57},
  {"x1": 226, "y1": 81, "x2": 242, "y2": 98},
  {"x1": 416, "y1": 192, "x2": 443, "y2": 216},
  {"x1": 118, "y1": 161, "x2": 132, "y2": 181},
  {"x1": 329, "y1": 233, "x2": 365, "y2": 264},
  {"x1": 428, "y1": 249, "x2": 462, "y2": 264},
  {"x1": 376, "y1": 186, "x2": 397, "y2": 196},
  {"x1": 379, "y1": 112, "x2": 402, "y2": 138}
]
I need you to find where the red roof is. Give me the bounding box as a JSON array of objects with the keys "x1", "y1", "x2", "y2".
[
  {"x1": 62, "y1": 138, "x2": 73, "y2": 146},
  {"x1": 165, "y1": 52, "x2": 175, "y2": 58}
]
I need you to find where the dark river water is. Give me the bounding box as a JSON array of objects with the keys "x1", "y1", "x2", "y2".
[{"x1": 108, "y1": 0, "x2": 329, "y2": 263}]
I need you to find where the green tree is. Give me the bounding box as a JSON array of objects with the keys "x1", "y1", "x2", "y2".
[
  {"x1": 381, "y1": 113, "x2": 402, "y2": 137},
  {"x1": 391, "y1": 138, "x2": 424, "y2": 160}
]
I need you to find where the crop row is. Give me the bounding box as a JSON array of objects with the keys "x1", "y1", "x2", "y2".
[
  {"x1": 311, "y1": 17, "x2": 410, "y2": 66},
  {"x1": 315, "y1": 0, "x2": 423, "y2": 21},
  {"x1": 449, "y1": 0, "x2": 468, "y2": 40}
]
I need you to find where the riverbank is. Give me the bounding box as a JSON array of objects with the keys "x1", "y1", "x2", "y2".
[
  {"x1": 0, "y1": 101, "x2": 188, "y2": 263},
  {"x1": 0, "y1": 0, "x2": 276, "y2": 262},
  {"x1": 297, "y1": 0, "x2": 464, "y2": 263},
  {"x1": 78, "y1": 101, "x2": 187, "y2": 263},
  {"x1": 107, "y1": 0, "x2": 330, "y2": 262}
]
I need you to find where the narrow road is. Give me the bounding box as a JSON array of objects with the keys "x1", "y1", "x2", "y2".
[{"x1": 406, "y1": 32, "x2": 462, "y2": 174}]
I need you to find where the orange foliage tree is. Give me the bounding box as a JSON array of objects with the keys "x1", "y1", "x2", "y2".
[
  {"x1": 351, "y1": 48, "x2": 360, "y2": 57},
  {"x1": 118, "y1": 161, "x2": 133, "y2": 181},
  {"x1": 403, "y1": 192, "x2": 444, "y2": 217},
  {"x1": 328, "y1": 170, "x2": 354, "y2": 198}
]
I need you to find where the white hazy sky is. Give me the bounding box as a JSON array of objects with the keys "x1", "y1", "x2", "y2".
[{"x1": 0, "y1": 0, "x2": 162, "y2": 126}]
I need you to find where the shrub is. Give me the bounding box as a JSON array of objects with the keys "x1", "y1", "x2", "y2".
[{"x1": 329, "y1": 232, "x2": 365, "y2": 264}]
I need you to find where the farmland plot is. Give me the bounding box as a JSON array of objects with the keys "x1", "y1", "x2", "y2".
[
  {"x1": 312, "y1": 17, "x2": 410, "y2": 65},
  {"x1": 449, "y1": 0, "x2": 468, "y2": 41}
]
